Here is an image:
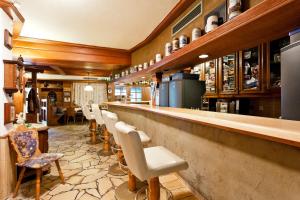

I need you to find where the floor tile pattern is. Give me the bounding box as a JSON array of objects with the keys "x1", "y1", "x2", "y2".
[{"x1": 7, "y1": 125, "x2": 198, "y2": 200}]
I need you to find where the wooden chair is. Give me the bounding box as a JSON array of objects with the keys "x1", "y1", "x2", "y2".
[
  {"x1": 66, "y1": 107, "x2": 76, "y2": 124},
  {"x1": 8, "y1": 125, "x2": 65, "y2": 200}
]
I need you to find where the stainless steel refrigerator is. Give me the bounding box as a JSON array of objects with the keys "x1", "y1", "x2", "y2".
[{"x1": 281, "y1": 36, "x2": 300, "y2": 120}]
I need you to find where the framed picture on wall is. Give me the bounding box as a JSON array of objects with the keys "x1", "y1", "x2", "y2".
[
  {"x1": 4, "y1": 29, "x2": 12, "y2": 50},
  {"x1": 64, "y1": 91, "x2": 71, "y2": 102},
  {"x1": 64, "y1": 97, "x2": 71, "y2": 103},
  {"x1": 64, "y1": 91, "x2": 71, "y2": 97}
]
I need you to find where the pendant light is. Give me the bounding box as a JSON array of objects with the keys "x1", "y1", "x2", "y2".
[{"x1": 84, "y1": 72, "x2": 93, "y2": 92}]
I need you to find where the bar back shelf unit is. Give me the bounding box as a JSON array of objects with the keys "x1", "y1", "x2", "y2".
[{"x1": 114, "y1": 0, "x2": 300, "y2": 84}]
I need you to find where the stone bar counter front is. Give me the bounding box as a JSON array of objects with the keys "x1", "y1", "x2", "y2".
[{"x1": 106, "y1": 102, "x2": 300, "y2": 200}]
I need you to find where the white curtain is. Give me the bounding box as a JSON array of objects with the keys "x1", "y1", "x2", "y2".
[{"x1": 73, "y1": 83, "x2": 107, "y2": 106}]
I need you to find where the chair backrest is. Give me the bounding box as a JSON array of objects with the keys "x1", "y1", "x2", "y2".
[
  {"x1": 91, "y1": 104, "x2": 104, "y2": 125},
  {"x1": 66, "y1": 107, "x2": 75, "y2": 117},
  {"x1": 115, "y1": 122, "x2": 148, "y2": 181},
  {"x1": 104, "y1": 112, "x2": 120, "y2": 144},
  {"x1": 82, "y1": 105, "x2": 93, "y2": 120},
  {"x1": 8, "y1": 125, "x2": 41, "y2": 164}
]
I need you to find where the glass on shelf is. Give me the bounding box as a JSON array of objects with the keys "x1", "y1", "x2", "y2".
[
  {"x1": 221, "y1": 54, "x2": 237, "y2": 93},
  {"x1": 204, "y1": 60, "x2": 217, "y2": 94},
  {"x1": 241, "y1": 47, "x2": 259, "y2": 90}
]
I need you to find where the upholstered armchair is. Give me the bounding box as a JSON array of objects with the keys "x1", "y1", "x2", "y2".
[{"x1": 8, "y1": 125, "x2": 65, "y2": 200}]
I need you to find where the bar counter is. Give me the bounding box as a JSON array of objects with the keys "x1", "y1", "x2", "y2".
[
  {"x1": 107, "y1": 102, "x2": 300, "y2": 200},
  {"x1": 107, "y1": 102, "x2": 300, "y2": 148}
]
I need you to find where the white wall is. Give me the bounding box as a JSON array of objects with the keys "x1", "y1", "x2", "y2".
[{"x1": 0, "y1": 10, "x2": 14, "y2": 135}]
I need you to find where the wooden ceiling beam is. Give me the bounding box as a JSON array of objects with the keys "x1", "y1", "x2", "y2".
[
  {"x1": 13, "y1": 37, "x2": 131, "y2": 66},
  {"x1": 44, "y1": 68, "x2": 110, "y2": 77}
]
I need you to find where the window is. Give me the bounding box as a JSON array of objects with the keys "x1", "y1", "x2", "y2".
[
  {"x1": 115, "y1": 86, "x2": 126, "y2": 96},
  {"x1": 130, "y1": 87, "x2": 142, "y2": 102}
]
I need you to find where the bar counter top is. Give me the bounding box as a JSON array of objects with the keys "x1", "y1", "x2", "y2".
[{"x1": 106, "y1": 102, "x2": 300, "y2": 148}]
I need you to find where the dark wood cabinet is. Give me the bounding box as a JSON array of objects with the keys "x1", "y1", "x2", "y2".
[{"x1": 218, "y1": 53, "x2": 239, "y2": 95}]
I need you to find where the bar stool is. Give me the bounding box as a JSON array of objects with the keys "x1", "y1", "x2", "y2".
[
  {"x1": 82, "y1": 105, "x2": 98, "y2": 143},
  {"x1": 115, "y1": 122, "x2": 188, "y2": 200},
  {"x1": 104, "y1": 113, "x2": 150, "y2": 177},
  {"x1": 113, "y1": 122, "x2": 151, "y2": 200},
  {"x1": 91, "y1": 104, "x2": 113, "y2": 155}
]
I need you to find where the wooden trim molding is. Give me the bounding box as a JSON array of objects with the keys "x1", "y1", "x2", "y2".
[
  {"x1": 0, "y1": 0, "x2": 25, "y2": 38},
  {"x1": 129, "y1": 0, "x2": 196, "y2": 52},
  {"x1": 13, "y1": 37, "x2": 132, "y2": 71}
]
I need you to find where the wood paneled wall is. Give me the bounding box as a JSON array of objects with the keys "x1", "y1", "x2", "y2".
[
  {"x1": 0, "y1": 138, "x2": 16, "y2": 199},
  {"x1": 131, "y1": 0, "x2": 263, "y2": 66}
]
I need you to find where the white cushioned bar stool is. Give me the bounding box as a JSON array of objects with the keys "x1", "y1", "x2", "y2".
[
  {"x1": 115, "y1": 122, "x2": 188, "y2": 200},
  {"x1": 105, "y1": 114, "x2": 151, "y2": 177},
  {"x1": 91, "y1": 104, "x2": 114, "y2": 156},
  {"x1": 82, "y1": 105, "x2": 98, "y2": 143},
  {"x1": 113, "y1": 122, "x2": 151, "y2": 200}
]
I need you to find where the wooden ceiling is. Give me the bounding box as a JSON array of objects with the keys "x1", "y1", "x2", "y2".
[{"x1": 6, "y1": 0, "x2": 194, "y2": 77}]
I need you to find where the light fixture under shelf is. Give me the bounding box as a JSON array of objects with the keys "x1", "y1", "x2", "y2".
[{"x1": 199, "y1": 54, "x2": 209, "y2": 59}]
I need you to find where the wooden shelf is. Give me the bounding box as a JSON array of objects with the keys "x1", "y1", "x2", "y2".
[{"x1": 115, "y1": 0, "x2": 300, "y2": 84}]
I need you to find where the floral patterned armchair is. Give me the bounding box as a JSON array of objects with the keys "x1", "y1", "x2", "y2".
[{"x1": 8, "y1": 125, "x2": 65, "y2": 200}]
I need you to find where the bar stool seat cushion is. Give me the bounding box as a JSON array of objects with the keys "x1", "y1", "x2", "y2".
[{"x1": 144, "y1": 146, "x2": 188, "y2": 179}]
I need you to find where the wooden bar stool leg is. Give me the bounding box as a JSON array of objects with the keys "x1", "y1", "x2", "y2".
[
  {"x1": 117, "y1": 146, "x2": 124, "y2": 163},
  {"x1": 90, "y1": 120, "x2": 97, "y2": 143},
  {"x1": 55, "y1": 160, "x2": 65, "y2": 184},
  {"x1": 98, "y1": 126, "x2": 113, "y2": 156},
  {"x1": 128, "y1": 170, "x2": 137, "y2": 192},
  {"x1": 148, "y1": 177, "x2": 160, "y2": 200},
  {"x1": 103, "y1": 128, "x2": 111, "y2": 152},
  {"x1": 87, "y1": 119, "x2": 100, "y2": 144},
  {"x1": 13, "y1": 167, "x2": 26, "y2": 197},
  {"x1": 36, "y1": 168, "x2": 42, "y2": 200}
]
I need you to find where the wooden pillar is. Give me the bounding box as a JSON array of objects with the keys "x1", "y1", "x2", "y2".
[
  {"x1": 148, "y1": 177, "x2": 160, "y2": 200},
  {"x1": 31, "y1": 72, "x2": 37, "y2": 90},
  {"x1": 26, "y1": 71, "x2": 38, "y2": 123}
]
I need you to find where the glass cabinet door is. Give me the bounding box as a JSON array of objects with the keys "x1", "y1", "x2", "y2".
[
  {"x1": 239, "y1": 46, "x2": 262, "y2": 93},
  {"x1": 219, "y1": 53, "x2": 238, "y2": 94},
  {"x1": 204, "y1": 60, "x2": 217, "y2": 96},
  {"x1": 269, "y1": 36, "x2": 290, "y2": 90}
]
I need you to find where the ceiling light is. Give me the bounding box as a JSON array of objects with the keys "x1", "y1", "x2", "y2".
[
  {"x1": 141, "y1": 76, "x2": 145, "y2": 79},
  {"x1": 84, "y1": 85, "x2": 93, "y2": 92},
  {"x1": 199, "y1": 54, "x2": 209, "y2": 59},
  {"x1": 84, "y1": 72, "x2": 93, "y2": 92}
]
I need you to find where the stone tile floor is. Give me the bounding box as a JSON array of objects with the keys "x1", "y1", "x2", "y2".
[{"x1": 8, "y1": 125, "x2": 198, "y2": 200}]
